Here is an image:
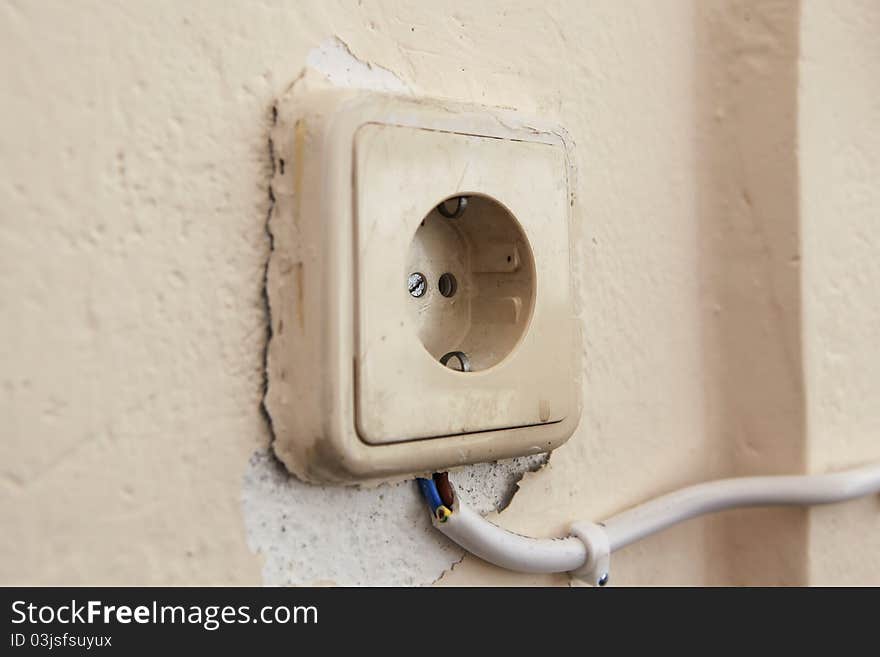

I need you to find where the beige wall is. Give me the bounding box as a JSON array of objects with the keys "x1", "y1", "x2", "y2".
[
  {"x1": 800, "y1": 0, "x2": 880, "y2": 585},
  {"x1": 1, "y1": 0, "x2": 877, "y2": 585}
]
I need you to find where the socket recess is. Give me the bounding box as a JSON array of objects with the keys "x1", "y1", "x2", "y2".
[{"x1": 266, "y1": 82, "x2": 581, "y2": 483}]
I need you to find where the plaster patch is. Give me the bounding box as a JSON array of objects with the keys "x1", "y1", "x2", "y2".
[
  {"x1": 305, "y1": 36, "x2": 411, "y2": 94},
  {"x1": 242, "y1": 450, "x2": 547, "y2": 586}
]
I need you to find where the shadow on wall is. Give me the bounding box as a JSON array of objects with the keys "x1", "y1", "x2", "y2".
[{"x1": 695, "y1": 0, "x2": 807, "y2": 585}]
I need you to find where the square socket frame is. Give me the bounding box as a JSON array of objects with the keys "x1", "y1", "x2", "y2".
[{"x1": 266, "y1": 83, "x2": 581, "y2": 484}]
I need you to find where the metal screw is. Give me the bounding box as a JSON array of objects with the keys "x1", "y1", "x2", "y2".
[
  {"x1": 408, "y1": 272, "x2": 427, "y2": 297},
  {"x1": 597, "y1": 573, "x2": 609, "y2": 587},
  {"x1": 437, "y1": 196, "x2": 468, "y2": 219},
  {"x1": 440, "y1": 351, "x2": 471, "y2": 372}
]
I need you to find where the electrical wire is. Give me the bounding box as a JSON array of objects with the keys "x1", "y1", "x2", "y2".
[
  {"x1": 417, "y1": 461, "x2": 880, "y2": 580},
  {"x1": 433, "y1": 497, "x2": 587, "y2": 573},
  {"x1": 416, "y1": 477, "x2": 452, "y2": 522}
]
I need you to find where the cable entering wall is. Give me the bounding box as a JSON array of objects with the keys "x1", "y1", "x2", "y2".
[{"x1": 417, "y1": 461, "x2": 880, "y2": 585}]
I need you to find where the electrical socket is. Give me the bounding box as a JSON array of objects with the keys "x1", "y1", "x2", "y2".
[{"x1": 266, "y1": 84, "x2": 581, "y2": 483}]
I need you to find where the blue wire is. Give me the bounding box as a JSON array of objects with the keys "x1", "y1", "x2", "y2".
[{"x1": 416, "y1": 477, "x2": 443, "y2": 512}]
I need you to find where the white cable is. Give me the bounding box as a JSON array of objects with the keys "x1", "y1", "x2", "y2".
[
  {"x1": 431, "y1": 461, "x2": 880, "y2": 581},
  {"x1": 436, "y1": 500, "x2": 587, "y2": 573},
  {"x1": 602, "y1": 461, "x2": 880, "y2": 551}
]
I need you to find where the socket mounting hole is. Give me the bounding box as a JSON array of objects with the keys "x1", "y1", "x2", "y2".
[
  {"x1": 438, "y1": 273, "x2": 457, "y2": 298},
  {"x1": 406, "y1": 194, "x2": 536, "y2": 372}
]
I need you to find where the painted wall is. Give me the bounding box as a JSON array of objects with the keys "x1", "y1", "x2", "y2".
[
  {"x1": 1, "y1": 0, "x2": 877, "y2": 586},
  {"x1": 800, "y1": 0, "x2": 880, "y2": 585}
]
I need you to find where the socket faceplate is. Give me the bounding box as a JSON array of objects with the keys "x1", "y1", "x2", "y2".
[
  {"x1": 355, "y1": 124, "x2": 573, "y2": 445},
  {"x1": 266, "y1": 81, "x2": 580, "y2": 483}
]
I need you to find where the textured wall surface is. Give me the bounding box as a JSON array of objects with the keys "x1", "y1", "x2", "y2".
[
  {"x1": 800, "y1": 0, "x2": 880, "y2": 585},
  {"x1": 1, "y1": 0, "x2": 877, "y2": 586}
]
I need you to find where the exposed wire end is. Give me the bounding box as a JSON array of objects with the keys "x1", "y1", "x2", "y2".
[
  {"x1": 416, "y1": 477, "x2": 444, "y2": 512},
  {"x1": 434, "y1": 505, "x2": 452, "y2": 523},
  {"x1": 433, "y1": 472, "x2": 455, "y2": 507},
  {"x1": 417, "y1": 476, "x2": 454, "y2": 522}
]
